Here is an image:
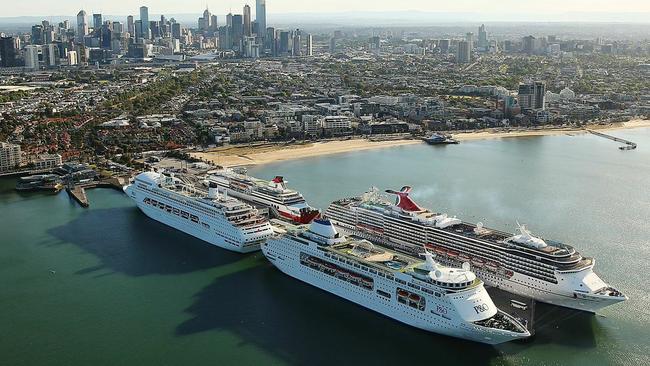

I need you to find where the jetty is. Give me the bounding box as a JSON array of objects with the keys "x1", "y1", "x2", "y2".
[
  {"x1": 65, "y1": 176, "x2": 129, "y2": 208},
  {"x1": 587, "y1": 130, "x2": 637, "y2": 150},
  {"x1": 66, "y1": 185, "x2": 89, "y2": 207}
]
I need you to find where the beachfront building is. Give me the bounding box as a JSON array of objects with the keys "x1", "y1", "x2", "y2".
[{"x1": 0, "y1": 142, "x2": 22, "y2": 172}]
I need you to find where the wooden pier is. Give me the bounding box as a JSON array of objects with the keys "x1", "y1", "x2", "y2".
[{"x1": 587, "y1": 130, "x2": 637, "y2": 150}]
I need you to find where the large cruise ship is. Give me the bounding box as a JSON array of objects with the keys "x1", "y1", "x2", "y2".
[
  {"x1": 325, "y1": 187, "x2": 627, "y2": 313},
  {"x1": 208, "y1": 169, "x2": 320, "y2": 224},
  {"x1": 124, "y1": 171, "x2": 274, "y2": 253},
  {"x1": 263, "y1": 219, "x2": 529, "y2": 344}
]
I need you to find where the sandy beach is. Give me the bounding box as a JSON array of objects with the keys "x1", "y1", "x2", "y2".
[{"x1": 192, "y1": 119, "x2": 650, "y2": 168}]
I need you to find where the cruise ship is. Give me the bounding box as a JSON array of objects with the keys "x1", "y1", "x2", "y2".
[
  {"x1": 208, "y1": 169, "x2": 320, "y2": 224},
  {"x1": 263, "y1": 219, "x2": 529, "y2": 344},
  {"x1": 124, "y1": 171, "x2": 274, "y2": 253},
  {"x1": 325, "y1": 187, "x2": 627, "y2": 313}
]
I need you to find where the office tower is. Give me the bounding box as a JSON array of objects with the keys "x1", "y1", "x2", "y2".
[
  {"x1": 256, "y1": 0, "x2": 266, "y2": 38},
  {"x1": 218, "y1": 26, "x2": 231, "y2": 51},
  {"x1": 370, "y1": 36, "x2": 380, "y2": 50},
  {"x1": 478, "y1": 24, "x2": 488, "y2": 49},
  {"x1": 329, "y1": 37, "x2": 336, "y2": 53},
  {"x1": 231, "y1": 14, "x2": 243, "y2": 51},
  {"x1": 226, "y1": 13, "x2": 233, "y2": 27},
  {"x1": 465, "y1": 32, "x2": 474, "y2": 50},
  {"x1": 93, "y1": 14, "x2": 103, "y2": 31},
  {"x1": 279, "y1": 31, "x2": 289, "y2": 54},
  {"x1": 62, "y1": 20, "x2": 70, "y2": 30},
  {"x1": 456, "y1": 40, "x2": 470, "y2": 63},
  {"x1": 113, "y1": 22, "x2": 123, "y2": 34},
  {"x1": 24, "y1": 45, "x2": 39, "y2": 70},
  {"x1": 439, "y1": 39, "x2": 450, "y2": 54},
  {"x1": 199, "y1": 8, "x2": 211, "y2": 32},
  {"x1": 171, "y1": 23, "x2": 182, "y2": 40},
  {"x1": 127, "y1": 16, "x2": 135, "y2": 36},
  {"x1": 293, "y1": 29, "x2": 301, "y2": 56},
  {"x1": 522, "y1": 35, "x2": 535, "y2": 54},
  {"x1": 0, "y1": 36, "x2": 17, "y2": 67},
  {"x1": 76, "y1": 10, "x2": 88, "y2": 42},
  {"x1": 46, "y1": 43, "x2": 58, "y2": 67},
  {"x1": 265, "y1": 27, "x2": 275, "y2": 54},
  {"x1": 31, "y1": 25, "x2": 44, "y2": 45},
  {"x1": 100, "y1": 24, "x2": 112, "y2": 49},
  {"x1": 134, "y1": 20, "x2": 142, "y2": 40},
  {"x1": 210, "y1": 15, "x2": 218, "y2": 32},
  {"x1": 149, "y1": 21, "x2": 160, "y2": 38},
  {"x1": 243, "y1": 5, "x2": 252, "y2": 37},
  {"x1": 306, "y1": 34, "x2": 313, "y2": 56},
  {"x1": 139, "y1": 6, "x2": 150, "y2": 40}
]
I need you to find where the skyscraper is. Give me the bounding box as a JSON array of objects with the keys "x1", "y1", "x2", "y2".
[
  {"x1": 518, "y1": 81, "x2": 545, "y2": 110},
  {"x1": 139, "y1": 6, "x2": 150, "y2": 40},
  {"x1": 255, "y1": 0, "x2": 266, "y2": 39},
  {"x1": 456, "y1": 40, "x2": 470, "y2": 63},
  {"x1": 24, "y1": 45, "x2": 39, "y2": 70},
  {"x1": 76, "y1": 10, "x2": 88, "y2": 43},
  {"x1": 31, "y1": 25, "x2": 44, "y2": 45},
  {"x1": 243, "y1": 5, "x2": 252, "y2": 37},
  {"x1": 171, "y1": 23, "x2": 182, "y2": 40},
  {"x1": 93, "y1": 14, "x2": 103, "y2": 31},
  {"x1": 127, "y1": 16, "x2": 135, "y2": 36},
  {"x1": 293, "y1": 29, "x2": 301, "y2": 56},
  {"x1": 306, "y1": 34, "x2": 313, "y2": 56},
  {"x1": 0, "y1": 36, "x2": 17, "y2": 67},
  {"x1": 231, "y1": 14, "x2": 243, "y2": 51},
  {"x1": 534, "y1": 81, "x2": 546, "y2": 110},
  {"x1": 478, "y1": 24, "x2": 488, "y2": 49},
  {"x1": 439, "y1": 39, "x2": 450, "y2": 54}
]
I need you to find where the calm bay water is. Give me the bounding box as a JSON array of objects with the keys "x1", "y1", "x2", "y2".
[{"x1": 2, "y1": 129, "x2": 650, "y2": 365}]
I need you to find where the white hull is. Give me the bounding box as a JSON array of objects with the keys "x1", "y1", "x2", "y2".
[
  {"x1": 125, "y1": 184, "x2": 273, "y2": 253},
  {"x1": 262, "y1": 239, "x2": 529, "y2": 345}
]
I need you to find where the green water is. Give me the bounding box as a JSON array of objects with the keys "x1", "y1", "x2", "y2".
[{"x1": 2, "y1": 129, "x2": 650, "y2": 365}]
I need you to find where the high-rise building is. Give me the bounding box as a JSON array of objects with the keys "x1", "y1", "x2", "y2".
[
  {"x1": 256, "y1": 0, "x2": 266, "y2": 39},
  {"x1": 31, "y1": 25, "x2": 44, "y2": 45},
  {"x1": 93, "y1": 14, "x2": 103, "y2": 31},
  {"x1": 478, "y1": 24, "x2": 488, "y2": 49},
  {"x1": 171, "y1": 23, "x2": 182, "y2": 40},
  {"x1": 518, "y1": 81, "x2": 545, "y2": 110},
  {"x1": 306, "y1": 34, "x2": 313, "y2": 56},
  {"x1": 199, "y1": 8, "x2": 211, "y2": 32},
  {"x1": 439, "y1": 39, "x2": 450, "y2": 54},
  {"x1": 76, "y1": 10, "x2": 88, "y2": 42},
  {"x1": 231, "y1": 14, "x2": 243, "y2": 51},
  {"x1": 139, "y1": 6, "x2": 150, "y2": 40},
  {"x1": 67, "y1": 50, "x2": 78, "y2": 65},
  {"x1": 243, "y1": 5, "x2": 252, "y2": 37},
  {"x1": 456, "y1": 40, "x2": 470, "y2": 63},
  {"x1": 24, "y1": 45, "x2": 39, "y2": 70},
  {"x1": 465, "y1": 32, "x2": 474, "y2": 50},
  {"x1": 127, "y1": 15, "x2": 135, "y2": 36},
  {"x1": 522, "y1": 35, "x2": 536, "y2": 54},
  {"x1": 0, "y1": 36, "x2": 18, "y2": 67},
  {"x1": 0, "y1": 142, "x2": 21, "y2": 172},
  {"x1": 293, "y1": 29, "x2": 301, "y2": 56},
  {"x1": 46, "y1": 43, "x2": 58, "y2": 67},
  {"x1": 279, "y1": 31, "x2": 290, "y2": 55}
]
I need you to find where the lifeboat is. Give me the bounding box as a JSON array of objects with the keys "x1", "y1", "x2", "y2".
[
  {"x1": 505, "y1": 270, "x2": 514, "y2": 278},
  {"x1": 486, "y1": 262, "x2": 498, "y2": 272},
  {"x1": 362, "y1": 278, "x2": 372, "y2": 285},
  {"x1": 409, "y1": 293, "x2": 421, "y2": 302},
  {"x1": 447, "y1": 250, "x2": 459, "y2": 258},
  {"x1": 434, "y1": 247, "x2": 446, "y2": 256},
  {"x1": 459, "y1": 254, "x2": 471, "y2": 262},
  {"x1": 397, "y1": 289, "x2": 409, "y2": 297}
]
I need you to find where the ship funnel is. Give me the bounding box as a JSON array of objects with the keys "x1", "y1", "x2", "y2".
[{"x1": 208, "y1": 182, "x2": 219, "y2": 199}]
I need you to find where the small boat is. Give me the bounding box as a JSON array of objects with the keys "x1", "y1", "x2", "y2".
[
  {"x1": 459, "y1": 254, "x2": 471, "y2": 262},
  {"x1": 472, "y1": 258, "x2": 485, "y2": 267},
  {"x1": 486, "y1": 262, "x2": 498, "y2": 272},
  {"x1": 434, "y1": 247, "x2": 446, "y2": 255},
  {"x1": 447, "y1": 250, "x2": 459, "y2": 258},
  {"x1": 504, "y1": 270, "x2": 514, "y2": 279},
  {"x1": 409, "y1": 293, "x2": 421, "y2": 301},
  {"x1": 423, "y1": 133, "x2": 459, "y2": 145},
  {"x1": 397, "y1": 289, "x2": 409, "y2": 297}
]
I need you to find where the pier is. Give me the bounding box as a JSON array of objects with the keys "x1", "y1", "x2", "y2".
[
  {"x1": 66, "y1": 185, "x2": 89, "y2": 207},
  {"x1": 65, "y1": 176, "x2": 129, "y2": 208},
  {"x1": 587, "y1": 130, "x2": 637, "y2": 150}
]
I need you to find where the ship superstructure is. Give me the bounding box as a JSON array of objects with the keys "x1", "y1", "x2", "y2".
[
  {"x1": 124, "y1": 171, "x2": 273, "y2": 253},
  {"x1": 263, "y1": 219, "x2": 529, "y2": 344},
  {"x1": 325, "y1": 186, "x2": 627, "y2": 312},
  {"x1": 208, "y1": 169, "x2": 320, "y2": 224}
]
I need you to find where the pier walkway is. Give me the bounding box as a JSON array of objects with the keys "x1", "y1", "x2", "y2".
[
  {"x1": 65, "y1": 176, "x2": 129, "y2": 208},
  {"x1": 588, "y1": 130, "x2": 637, "y2": 150}
]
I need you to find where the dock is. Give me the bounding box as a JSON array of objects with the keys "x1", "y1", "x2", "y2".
[
  {"x1": 588, "y1": 130, "x2": 637, "y2": 150},
  {"x1": 66, "y1": 185, "x2": 89, "y2": 207}
]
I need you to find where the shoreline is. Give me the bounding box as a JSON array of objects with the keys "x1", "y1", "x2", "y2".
[{"x1": 192, "y1": 119, "x2": 650, "y2": 168}]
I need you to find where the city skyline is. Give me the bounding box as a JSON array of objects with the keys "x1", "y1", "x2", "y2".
[{"x1": 1, "y1": 0, "x2": 650, "y2": 20}]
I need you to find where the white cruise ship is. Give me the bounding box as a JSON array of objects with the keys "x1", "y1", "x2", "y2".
[
  {"x1": 208, "y1": 169, "x2": 321, "y2": 224},
  {"x1": 325, "y1": 187, "x2": 627, "y2": 313},
  {"x1": 124, "y1": 171, "x2": 274, "y2": 253},
  {"x1": 263, "y1": 219, "x2": 530, "y2": 345}
]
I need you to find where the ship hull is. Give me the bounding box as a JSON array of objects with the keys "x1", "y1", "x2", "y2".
[
  {"x1": 125, "y1": 184, "x2": 271, "y2": 253},
  {"x1": 262, "y1": 239, "x2": 529, "y2": 345}
]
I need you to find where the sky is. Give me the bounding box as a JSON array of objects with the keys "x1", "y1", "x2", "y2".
[{"x1": 1, "y1": 0, "x2": 649, "y2": 18}]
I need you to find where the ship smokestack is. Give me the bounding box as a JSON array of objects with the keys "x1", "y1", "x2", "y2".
[{"x1": 208, "y1": 182, "x2": 219, "y2": 199}]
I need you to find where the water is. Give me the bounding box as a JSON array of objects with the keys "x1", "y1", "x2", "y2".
[{"x1": 2, "y1": 129, "x2": 650, "y2": 366}]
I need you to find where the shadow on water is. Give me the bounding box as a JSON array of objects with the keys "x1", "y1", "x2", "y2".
[
  {"x1": 177, "y1": 259, "x2": 504, "y2": 366},
  {"x1": 47, "y1": 207, "x2": 242, "y2": 276},
  {"x1": 528, "y1": 303, "x2": 601, "y2": 348}
]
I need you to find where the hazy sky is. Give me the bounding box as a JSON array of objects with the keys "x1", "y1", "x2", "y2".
[{"x1": 2, "y1": 0, "x2": 650, "y2": 17}]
